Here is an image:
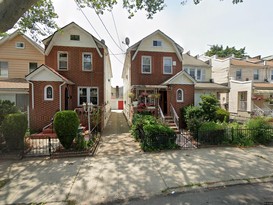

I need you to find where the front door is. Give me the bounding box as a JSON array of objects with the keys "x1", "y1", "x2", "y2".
[
  {"x1": 159, "y1": 91, "x2": 167, "y2": 114},
  {"x1": 65, "y1": 87, "x2": 69, "y2": 110}
]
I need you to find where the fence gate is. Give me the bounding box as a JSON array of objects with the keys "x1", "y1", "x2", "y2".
[{"x1": 176, "y1": 130, "x2": 197, "y2": 149}]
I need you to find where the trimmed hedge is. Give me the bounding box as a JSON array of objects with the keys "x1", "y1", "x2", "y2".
[
  {"x1": 54, "y1": 110, "x2": 80, "y2": 149},
  {"x1": 1, "y1": 113, "x2": 27, "y2": 151}
]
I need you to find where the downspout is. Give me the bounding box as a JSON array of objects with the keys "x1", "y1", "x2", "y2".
[
  {"x1": 27, "y1": 81, "x2": 35, "y2": 109},
  {"x1": 59, "y1": 82, "x2": 66, "y2": 111}
]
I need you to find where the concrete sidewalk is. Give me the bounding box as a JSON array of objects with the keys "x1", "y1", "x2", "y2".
[
  {"x1": 1, "y1": 111, "x2": 273, "y2": 204},
  {"x1": 1, "y1": 146, "x2": 273, "y2": 204}
]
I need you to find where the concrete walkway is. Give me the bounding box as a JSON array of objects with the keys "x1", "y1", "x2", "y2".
[
  {"x1": 1, "y1": 111, "x2": 273, "y2": 204},
  {"x1": 95, "y1": 110, "x2": 142, "y2": 156}
]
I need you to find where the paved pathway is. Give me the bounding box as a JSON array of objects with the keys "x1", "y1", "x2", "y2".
[{"x1": 95, "y1": 110, "x2": 142, "y2": 156}]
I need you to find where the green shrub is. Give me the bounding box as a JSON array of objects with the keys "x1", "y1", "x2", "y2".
[
  {"x1": 198, "y1": 122, "x2": 227, "y2": 145},
  {"x1": 215, "y1": 108, "x2": 230, "y2": 122},
  {"x1": 142, "y1": 124, "x2": 176, "y2": 151},
  {"x1": 199, "y1": 94, "x2": 220, "y2": 121},
  {"x1": 54, "y1": 110, "x2": 80, "y2": 149},
  {"x1": 184, "y1": 105, "x2": 203, "y2": 138},
  {"x1": 0, "y1": 100, "x2": 19, "y2": 126},
  {"x1": 245, "y1": 117, "x2": 272, "y2": 144},
  {"x1": 1, "y1": 113, "x2": 27, "y2": 151}
]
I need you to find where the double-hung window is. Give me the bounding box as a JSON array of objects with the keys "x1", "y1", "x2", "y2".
[
  {"x1": 253, "y1": 69, "x2": 259, "y2": 80},
  {"x1": 236, "y1": 69, "x2": 242, "y2": 80},
  {"x1": 58, "y1": 52, "x2": 68, "y2": 70},
  {"x1": 0, "y1": 61, "x2": 8, "y2": 77},
  {"x1": 163, "y1": 57, "x2": 172, "y2": 74},
  {"x1": 82, "y1": 53, "x2": 92, "y2": 71},
  {"x1": 78, "y1": 87, "x2": 98, "y2": 106},
  {"x1": 142, "y1": 56, "x2": 151, "y2": 74}
]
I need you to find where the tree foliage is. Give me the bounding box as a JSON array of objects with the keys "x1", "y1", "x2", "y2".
[
  {"x1": 0, "y1": 0, "x2": 244, "y2": 34},
  {"x1": 205, "y1": 44, "x2": 246, "y2": 58}
]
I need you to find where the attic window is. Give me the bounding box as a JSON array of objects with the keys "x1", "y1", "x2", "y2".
[
  {"x1": 70, "y1": 35, "x2": 80, "y2": 41},
  {"x1": 153, "y1": 40, "x2": 162, "y2": 47},
  {"x1": 16, "y1": 42, "x2": 25, "y2": 49}
]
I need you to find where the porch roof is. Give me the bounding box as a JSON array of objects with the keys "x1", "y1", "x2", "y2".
[
  {"x1": 195, "y1": 83, "x2": 229, "y2": 91},
  {"x1": 0, "y1": 78, "x2": 29, "y2": 93},
  {"x1": 131, "y1": 85, "x2": 168, "y2": 89},
  {"x1": 253, "y1": 83, "x2": 273, "y2": 94}
]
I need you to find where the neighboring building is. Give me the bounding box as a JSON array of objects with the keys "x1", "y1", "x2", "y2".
[
  {"x1": 111, "y1": 86, "x2": 124, "y2": 110},
  {"x1": 26, "y1": 22, "x2": 112, "y2": 131},
  {"x1": 122, "y1": 30, "x2": 195, "y2": 128},
  {"x1": 199, "y1": 54, "x2": 273, "y2": 120},
  {"x1": 182, "y1": 53, "x2": 229, "y2": 107},
  {"x1": 0, "y1": 30, "x2": 44, "y2": 111}
]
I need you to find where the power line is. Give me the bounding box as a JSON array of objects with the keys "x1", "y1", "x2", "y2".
[
  {"x1": 95, "y1": 11, "x2": 124, "y2": 53},
  {"x1": 111, "y1": 11, "x2": 122, "y2": 49},
  {"x1": 74, "y1": 0, "x2": 102, "y2": 39}
]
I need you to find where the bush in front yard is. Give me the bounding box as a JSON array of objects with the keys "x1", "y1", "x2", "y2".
[
  {"x1": 54, "y1": 110, "x2": 80, "y2": 149},
  {"x1": 1, "y1": 113, "x2": 27, "y2": 151},
  {"x1": 245, "y1": 117, "x2": 272, "y2": 145},
  {"x1": 0, "y1": 100, "x2": 19, "y2": 126},
  {"x1": 215, "y1": 108, "x2": 230, "y2": 122},
  {"x1": 184, "y1": 105, "x2": 203, "y2": 138},
  {"x1": 198, "y1": 122, "x2": 228, "y2": 145},
  {"x1": 141, "y1": 123, "x2": 177, "y2": 151}
]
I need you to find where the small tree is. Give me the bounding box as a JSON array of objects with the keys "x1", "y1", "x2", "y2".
[
  {"x1": 184, "y1": 105, "x2": 203, "y2": 137},
  {"x1": 199, "y1": 94, "x2": 220, "y2": 121},
  {"x1": 54, "y1": 110, "x2": 80, "y2": 149}
]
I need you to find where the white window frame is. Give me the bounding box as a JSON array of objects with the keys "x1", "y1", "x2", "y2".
[
  {"x1": 82, "y1": 53, "x2": 92, "y2": 71},
  {"x1": 44, "y1": 85, "x2": 53, "y2": 101},
  {"x1": 15, "y1": 42, "x2": 25, "y2": 49},
  {"x1": 0, "y1": 61, "x2": 8, "y2": 77},
  {"x1": 58, "y1": 51, "x2": 68, "y2": 70},
  {"x1": 78, "y1": 87, "x2": 99, "y2": 106},
  {"x1": 236, "y1": 69, "x2": 242, "y2": 80},
  {"x1": 70, "y1": 35, "x2": 80, "y2": 41},
  {"x1": 253, "y1": 69, "x2": 259, "y2": 80},
  {"x1": 176, "y1": 89, "x2": 184, "y2": 102},
  {"x1": 153, "y1": 40, "x2": 162, "y2": 47},
  {"x1": 141, "y1": 56, "x2": 152, "y2": 74},
  {"x1": 163, "y1": 57, "x2": 173, "y2": 74},
  {"x1": 196, "y1": 69, "x2": 202, "y2": 81}
]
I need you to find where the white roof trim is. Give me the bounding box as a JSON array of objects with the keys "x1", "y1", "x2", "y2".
[
  {"x1": 129, "y1": 30, "x2": 183, "y2": 61},
  {"x1": 43, "y1": 22, "x2": 104, "y2": 57},
  {"x1": 162, "y1": 71, "x2": 196, "y2": 85},
  {"x1": 0, "y1": 30, "x2": 44, "y2": 55}
]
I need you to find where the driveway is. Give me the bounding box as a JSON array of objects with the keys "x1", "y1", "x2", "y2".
[{"x1": 95, "y1": 110, "x2": 142, "y2": 156}]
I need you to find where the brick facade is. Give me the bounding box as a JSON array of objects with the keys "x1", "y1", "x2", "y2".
[{"x1": 131, "y1": 51, "x2": 182, "y2": 85}]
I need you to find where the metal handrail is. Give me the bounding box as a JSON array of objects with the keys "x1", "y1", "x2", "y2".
[
  {"x1": 158, "y1": 105, "x2": 165, "y2": 123},
  {"x1": 170, "y1": 103, "x2": 179, "y2": 130}
]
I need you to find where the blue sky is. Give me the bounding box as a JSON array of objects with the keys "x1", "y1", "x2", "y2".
[{"x1": 52, "y1": 0, "x2": 273, "y2": 86}]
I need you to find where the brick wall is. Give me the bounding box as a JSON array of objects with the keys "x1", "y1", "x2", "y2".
[
  {"x1": 169, "y1": 84, "x2": 195, "y2": 128},
  {"x1": 45, "y1": 46, "x2": 105, "y2": 108},
  {"x1": 131, "y1": 51, "x2": 182, "y2": 85},
  {"x1": 29, "y1": 81, "x2": 61, "y2": 131}
]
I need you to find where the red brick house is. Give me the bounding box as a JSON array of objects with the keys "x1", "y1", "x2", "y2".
[
  {"x1": 122, "y1": 30, "x2": 195, "y2": 129},
  {"x1": 26, "y1": 22, "x2": 112, "y2": 131}
]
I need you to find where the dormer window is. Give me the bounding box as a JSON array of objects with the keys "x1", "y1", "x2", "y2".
[
  {"x1": 70, "y1": 35, "x2": 80, "y2": 41},
  {"x1": 16, "y1": 42, "x2": 25, "y2": 49},
  {"x1": 153, "y1": 40, "x2": 162, "y2": 47}
]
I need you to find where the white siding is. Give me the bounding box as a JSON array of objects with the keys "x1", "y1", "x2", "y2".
[{"x1": 229, "y1": 80, "x2": 252, "y2": 113}]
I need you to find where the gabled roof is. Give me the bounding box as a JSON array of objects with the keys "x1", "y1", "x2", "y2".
[
  {"x1": 26, "y1": 64, "x2": 74, "y2": 84},
  {"x1": 231, "y1": 59, "x2": 264, "y2": 68},
  {"x1": 42, "y1": 22, "x2": 106, "y2": 57},
  {"x1": 0, "y1": 30, "x2": 44, "y2": 54},
  {"x1": 161, "y1": 70, "x2": 196, "y2": 85},
  {"x1": 128, "y1": 30, "x2": 184, "y2": 62},
  {"x1": 183, "y1": 53, "x2": 211, "y2": 68}
]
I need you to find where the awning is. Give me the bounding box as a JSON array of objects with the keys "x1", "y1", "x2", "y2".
[
  {"x1": 131, "y1": 85, "x2": 168, "y2": 89},
  {"x1": 254, "y1": 90, "x2": 273, "y2": 94}
]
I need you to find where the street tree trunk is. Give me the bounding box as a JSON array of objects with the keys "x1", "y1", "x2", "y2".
[{"x1": 0, "y1": 0, "x2": 38, "y2": 32}]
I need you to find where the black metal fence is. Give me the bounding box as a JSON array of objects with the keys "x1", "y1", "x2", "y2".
[
  {"x1": 0, "y1": 128, "x2": 101, "y2": 159},
  {"x1": 197, "y1": 127, "x2": 273, "y2": 147}
]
